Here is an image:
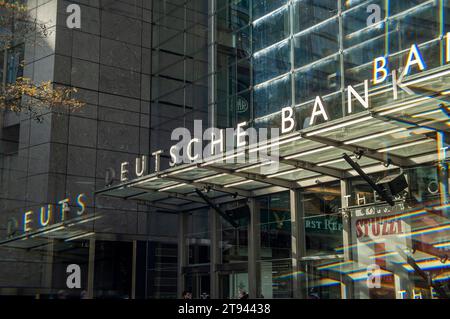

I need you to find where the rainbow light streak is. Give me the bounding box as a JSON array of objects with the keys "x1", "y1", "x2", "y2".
[
  {"x1": 272, "y1": 270, "x2": 305, "y2": 280},
  {"x1": 433, "y1": 241, "x2": 450, "y2": 249},
  {"x1": 432, "y1": 203, "x2": 450, "y2": 210},
  {"x1": 397, "y1": 224, "x2": 450, "y2": 238},
  {"x1": 433, "y1": 273, "x2": 450, "y2": 282},
  {"x1": 348, "y1": 270, "x2": 392, "y2": 281},
  {"x1": 307, "y1": 279, "x2": 341, "y2": 288},
  {"x1": 316, "y1": 260, "x2": 355, "y2": 271},
  {"x1": 403, "y1": 259, "x2": 450, "y2": 272},
  {"x1": 369, "y1": 251, "x2": 398, "y2": 259}
]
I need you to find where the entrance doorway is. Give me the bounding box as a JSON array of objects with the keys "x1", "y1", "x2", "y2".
[
  {"x1": 219, "y1": 270, "x2": 249, "y2": 299},
  {"x1": 185, "y1": 272, "x2": 210, "y2": 299}
]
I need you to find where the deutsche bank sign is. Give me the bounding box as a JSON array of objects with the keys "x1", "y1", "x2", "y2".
[{"x1": 115, "y1": 36, "x2": 450, "y2": 182}]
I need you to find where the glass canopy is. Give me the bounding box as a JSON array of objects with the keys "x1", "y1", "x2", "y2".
[{"x1": 97, "y1": 65, "x2": 450, "y2": 212}]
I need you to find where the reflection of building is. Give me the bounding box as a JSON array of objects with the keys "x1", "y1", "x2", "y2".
[{"x1": 2, "y1": 0, "x2": 450, "y2": 299}]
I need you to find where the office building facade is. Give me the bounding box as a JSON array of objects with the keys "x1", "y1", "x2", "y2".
[{"x1": 1, "y1": 0, "x2": 450, "y2": 299}]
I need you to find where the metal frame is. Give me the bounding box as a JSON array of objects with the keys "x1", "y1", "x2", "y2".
[
  {"x1": 281, "y1": 157, "x2": 353, "y2": 179},
  {"x1": 303, "y1": 134, "x2": 415, "y2": 167},
  {"x1": 290, "y1": 189, "x2": 305, "y2": 299},
  {"x1": 206, "y1": 165, "x2": 298, "y2": 189}
]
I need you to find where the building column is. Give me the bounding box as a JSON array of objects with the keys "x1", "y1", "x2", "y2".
[
  {"x1": 131, "y1": 240, "x2": 137, "y2": 299},
  {"x1": 177, "y1": 213, "x2": 187, "y2": 298},
  {"x1": 290, "y1": 189, "x2": 305, "y2": 299},
  {"x1": 340, "y1": 180, "x2": 352, "y2": 261},
  {"x1": 340, "y1": 179, "x2": 354, "y2": 299},
  {"x1": 248, "y1": 198, "x2": 261, "y2": 298},
  {"x1": 42, "y1": 239, "x2": 54, "y2": 292},
  {"x1": 210, "y1": 208, "x2": 220, "y2": 298},
  {"x1": 87, "y1": 238, "x2": 95, "y2": 299}
]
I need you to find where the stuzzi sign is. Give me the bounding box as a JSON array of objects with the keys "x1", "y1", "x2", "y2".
[
  {"x1": 349, "y1": 201, "x2": 407, "y2": 242},
  {"x1": 110, "y1": 36, "x2": 450, "y2": 183},
  {"x1": 355, "y1": 216, "x2": 404, "y2": 239}
]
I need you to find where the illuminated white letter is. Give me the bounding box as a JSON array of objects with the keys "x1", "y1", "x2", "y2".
[
  {"x1": 348, "y1": 80, "x2": 369, "y2": 114},
  {"x1": 281, "y1": 107, "x2": 295, "y2": 134},
  {"x1": 152, "y1": 150, "x2": 163, "y2": 172},
  {"x1": 447, "y1": 32, "x2": 450, "y2": 63},
  {"x1": 76, "y1": 194, "x2": 87, "y2": 216},
  {"x1": 404, "y1": 44, "x2": 426, "y2": 75},
  {"x1": 24, "y1": 211, "x2": 33, "y2": 232},
  {"x1": 40, "y1": 205, "x2": 52, "y2": 226},
  {"x1": 120, "y1": 162, "x2": 129, "y2": 182},
  {"x1": 236, "y1": 122, "x2": 248, "y2": 148},
  {"x1": 187, "y1": 138, "x2": 200, "y2": 161},
  {"x1": 310, "y1": 96, "x2": 329, "y2": 126},
  {"x1": 169, "y1": 145, "x2": 178, "y2": 167},
  {"x1": 59, "y1": 198, "x2": 70, "y2": 221},
  {"x1": 135, "y1": 155, "x2": 148, "y2": 177},
  {"x1": 373, "y1": 56, "x2": 388, "y2": 85}
]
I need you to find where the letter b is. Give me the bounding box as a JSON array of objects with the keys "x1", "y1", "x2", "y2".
[{"x1": 281, "y1": 107, "x2": 295, "y2": 134}]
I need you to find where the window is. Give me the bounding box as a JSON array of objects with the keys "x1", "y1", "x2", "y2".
[{"x1": 302, "y1": 182, "x2": 343, "y2": 256}]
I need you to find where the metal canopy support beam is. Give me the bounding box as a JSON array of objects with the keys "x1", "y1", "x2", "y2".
[
  {"x1": 343, "y1": 153, "x2": 395, "y2": 206},
  {"x1": 131, "y1": 185, "x2": 247, "y2": 212},
  {"x1": 180, "y1": 193, "x2": 246, "y2": 212},
  {"x1": 195, "y1": 189, "x2": 239, "y2": 228},
  {"x1": 251, "y1": 186, "x2": 289, "y2": 197},
  {"x1": 396, "y1": 247, "x2": 448, "y2": 299},
  {"x1": 377, "y1": 114, "x2": 445, "y2": 133},
  {"x1": 100, "y1": 192, "x2": 185, "y2": 212},
  {"x1": 281, "y1": 157, "x2": 351, "y2": 179},
  {"x1": 162, "y1": 175, "x2": 253, "y2": 198},
  {"x1": 206, "y1": 165, "x2": 298, "y2": 189},
  {"x1": 145, "y1": 202, "x2": 181, "y2": 212},
  {"x1": 130, "y1": 186, "x2": 208, "y2": 204},
  {"x1": 303, "y1": 134, "x2": 415, "y2": 167}
]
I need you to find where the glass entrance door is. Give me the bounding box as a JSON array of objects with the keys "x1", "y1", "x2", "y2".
[
  {"x1": 219, "y1": 271, "x2": 249, "y2": 299},
  {"x1": 185, "y1": 273, "x2": 210, "y2": 299}
]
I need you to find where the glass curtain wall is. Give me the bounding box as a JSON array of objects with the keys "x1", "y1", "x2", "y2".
[
  {"x1": 151, "y1": 0, "x2": 210, "y2": 169},
  {"x1": 184, "y1": 209, "x2": 211, "y2": 298},
  {"x1": 257, "y1": 192, "x2": 293, "y2": 298},
  {"x1": 214, "y1": 0, "x2": 450, "y2": 129}
]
